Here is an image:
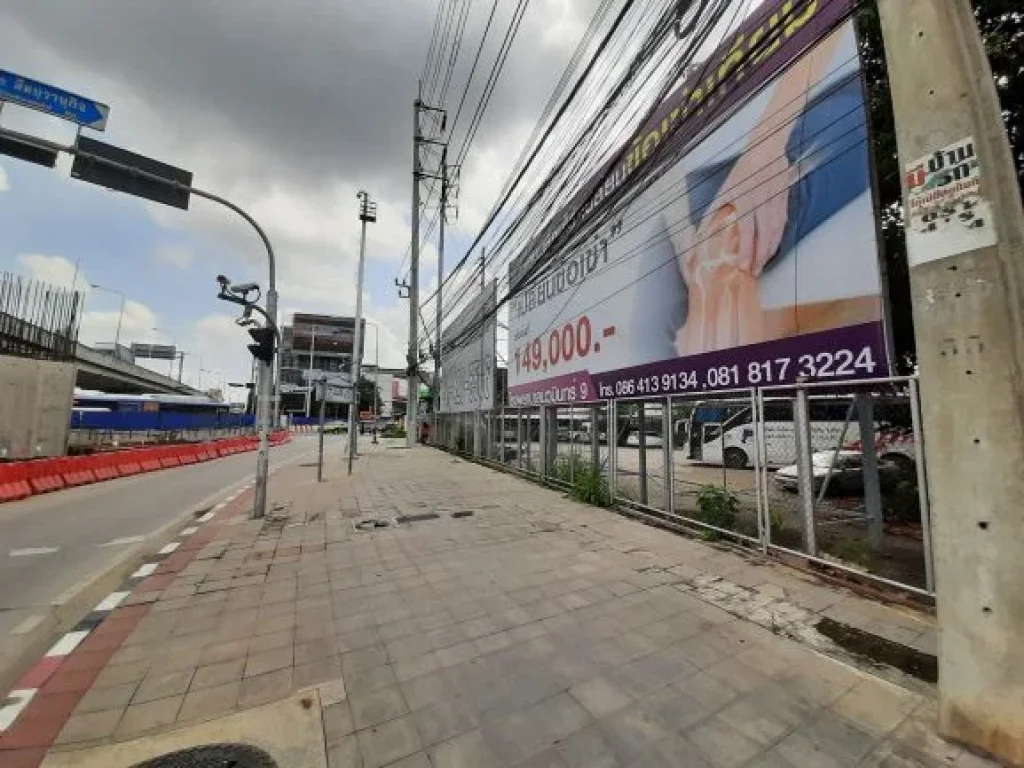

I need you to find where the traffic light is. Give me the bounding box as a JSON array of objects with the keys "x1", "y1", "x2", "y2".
[{"x1": 247, "y1": 327, "x2": 275, "y2": 364}]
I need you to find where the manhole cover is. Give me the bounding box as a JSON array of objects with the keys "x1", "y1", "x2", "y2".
[
  {"x1": 396, "y1": 513, "x2": 441, "y2": 524},
  {"x1": 354, "y1": 519, "x2": 390, "y2": 532},
  {"x1": 129, "y1": 743, "x2": 277, "y2": 767}
]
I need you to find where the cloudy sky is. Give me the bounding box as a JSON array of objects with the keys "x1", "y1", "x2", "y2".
[{"x1": 0, "y1": 0, "x2": 598, "y2": 398}]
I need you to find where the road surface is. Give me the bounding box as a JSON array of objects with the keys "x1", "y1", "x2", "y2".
[{"x1": 0, "y1": 436, "x2": 317, "y2": 677}]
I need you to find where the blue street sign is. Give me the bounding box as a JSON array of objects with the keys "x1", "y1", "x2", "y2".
[{"x1": 0, "y1": 70, "x2": 109, "y2": 131}]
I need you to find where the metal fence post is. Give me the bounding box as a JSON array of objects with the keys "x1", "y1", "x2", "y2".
[
  {"x1": 638, "y1": 401, "x2": 648, "y2": 505},
  {"x1": 910, "y1": 378, "x2": 935, "y2": 593},
  {"x1": 856, "y1": 393, "x2": 885, "y2": 550},
  {"x1": 590, "y1": 405, "x2": 599, "y2": 471},
  {"x1": 794, "y1": 385, "x2": 817, "y2": 555},
  {"x1": 539, "y1": 405, "x2": 549, "y2": 477},
  {"x1": 751, "y1": 389, "x2": 765, "y2": 552},
  {"x1": 663, "y1": 396, "x2": 673, "y2": 514},
  {"x1": 517, "y1": 408, "x2": 524, "y2": 470},
  {"x1": 609, "y1": 400, "x2": 618, "y2": 501},
  {"x1": 758, "y1": 389, "x2": 770, "y2": 552}
]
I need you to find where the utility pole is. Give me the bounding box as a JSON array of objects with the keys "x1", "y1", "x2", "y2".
[
  {"x1": 476, "y1": 248, "x2": 486, "y2": 456},
  {"x1": 434, "y1": 147, "x2": 447, "y2": 427},
  {"x1": 877, "y1": 2, "x2": 1024, "y2": 762},
  {"x1": 407, "y1": 89, "x2": 447, "y2": 447},
  {"x1": 349, "y1": 191, "x2": 376, "y2": 474},
  {"x1": 407, "y1": 90, "x2": 422, "y2": 448}
]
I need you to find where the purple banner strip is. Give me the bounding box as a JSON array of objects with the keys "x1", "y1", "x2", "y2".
[{"x1": 508, "y1": 321, "x2": 888, "y2": 406}]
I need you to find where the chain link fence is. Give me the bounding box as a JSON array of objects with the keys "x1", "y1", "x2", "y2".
[{"x1": 433, "y1": 375, "x2": 932, "y2": 596}]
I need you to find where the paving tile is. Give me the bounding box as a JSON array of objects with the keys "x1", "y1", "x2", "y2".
[
  {"x1": 555, "y1": 722, "x2": 626, "y2": 768},
  {"x1": 326, "y1": 734, "x2": 362, "y2": 768},
  {"x1": 716, "y1": 684, "x2": 812, "y2": 746},
  {"x1": 355, "y1": 713, "x2": 423, "y2": 768},
  {"x1": 249, "y1": 628, "x2": 295, "y2": 654},
  {"x1": 345, "y1": 663, "x2": 398, "y2": 696},
  {"x1": 244, "y1": 645, "x2": 294, "y2": 677},
  {"x1": 199, "y1": 638, "x2": 250, "y2": 666},
  {"x1": 191, "y1": 658, "x2": 245, "y2": 690},
  {"x1": 828, "y1": 678, "x2": 922, "y2": 737},
  {"x1": 116, "y1": 696, "x2": 183, "y2": 737},
  {"x1": 294, "y1": 654, "x2": 343, "y2": 690},
  {"x1": 485, "y1": 691, "x2": 592, "y2": 764},
  {"x1": 393, "y1": 653, "x2": 441, "y2": 683},
  {"x1": 429, "y1": 728, "x2": 504, "y2": 768},
  {"x1": 350, "y1": 684, "x2": 410, "y2": 730},
  {"x1": 75, "y1": 681, "x2": 139, "y2": 714},
  {"x1": 323, "y1": 701, "x2": 356, "y2": 747},
  {"x1": 570, "y1": 676, "x2": 633, "y2": 719},
  {"x1": 237, "y1": 667, "x2": 294, "y2": 708},
  {"x1": 628, "y1": 734, "x2": 717, "y2": 768},
  {"x1": 53, "y1": 708, "x2": 122, "y2": 745},
  {"x1": 685, "y1": 715, "x2": 764, "y2": 768},
  {"x1": 773, "y1": 711, "x2": 878, "y2": 768},
  {"x1": 177, "y1": 680, "x2": 241, "y2": 722},
  {"x1": 401, "y1": 671, "x2": 453, "y2": 710},
  {"x1": 133, "y1": 669, "x2": 195, "y2": 704},
  {"x1": 412, "y1": 698, "x2": 478, "y2": 746}
]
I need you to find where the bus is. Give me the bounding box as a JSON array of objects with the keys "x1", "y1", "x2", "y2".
[{"x1": 681, "y1": 397, "x2": 915, "y2": 469}]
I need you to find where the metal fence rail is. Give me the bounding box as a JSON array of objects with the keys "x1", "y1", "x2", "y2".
[{"x1": 434, "y1": 375, "x2": 934, "y2": 598}]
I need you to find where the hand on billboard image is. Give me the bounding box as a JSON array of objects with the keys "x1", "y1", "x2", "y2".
[{"x1": 668, "y1": 26, "x2": 879, "y2": 357}]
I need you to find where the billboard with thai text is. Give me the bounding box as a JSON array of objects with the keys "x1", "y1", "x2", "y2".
[
  {"x1": 507, "y1": 0, "x2": 888, "y2": 406},
  {"x1": 440, "y1": 281, "x2": 497, "y2": 413}
]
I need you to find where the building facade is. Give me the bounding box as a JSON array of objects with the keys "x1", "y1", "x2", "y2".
[{"x1": 278, "y1": 313, "x2": 363, "y2": 419}]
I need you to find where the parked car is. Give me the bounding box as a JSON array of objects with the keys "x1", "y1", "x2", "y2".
[
  {"x1": 773, "y1": 450, "x2": 901, "y2": 495},
  {"x1": 625, "y1": 430, "x2": 664, "y2": 448}
]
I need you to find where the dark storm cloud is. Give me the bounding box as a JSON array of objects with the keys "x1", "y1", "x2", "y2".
[{"x1": 0, "y1": 0, "x2": 602, "y2": 203}]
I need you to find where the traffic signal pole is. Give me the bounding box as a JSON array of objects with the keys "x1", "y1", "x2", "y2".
[
  {"x1": 878, "y1": 1, "x2": 1024, "y2": 762},
  {"x1": 0, "y1": 125, "x2": 280, "y2": 521}
]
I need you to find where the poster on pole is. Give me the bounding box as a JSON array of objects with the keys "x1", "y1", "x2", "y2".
[
  {"x1": 507, "y1": 0, "x2": 889, "y2": 406},
  {"x1": 440, "y1": 281, "x2": 497, "y2": 413}
]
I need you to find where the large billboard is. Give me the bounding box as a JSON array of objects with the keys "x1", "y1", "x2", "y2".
[
  {"x1": 440, "y1": 281, "x2": 497, "y2": 413},
  {"x1": 507, "y1": 0, "x2": 888, "y2": 406}
]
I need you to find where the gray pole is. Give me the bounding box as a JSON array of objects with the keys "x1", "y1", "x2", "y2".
[
  {"x1": 878, "y1": 1, "x2": 1024, "y2": 759},
  {"x1": 407, "y1": 94, "x2": 422, "y2": 447},
  {"x1": 317, "y1": 384, "x2": 326, "y2": 483},
  {"x1": 435, "y1": 148, "x2": 447, "y2": 425},
  {"x1": 348, "y1": 192, "x2": 371, "y2": 474},
  {"x1": 793, "y1": 386, "x2": 817, "y2": 555},
  {"x1": 305, "y1": 325, "x2": 317, "y2": 418},
  {"x1": 114, "y1": 292, "x2": 124, "y2": 350}
]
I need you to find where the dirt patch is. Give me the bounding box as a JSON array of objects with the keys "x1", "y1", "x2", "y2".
[{"x1": 816, "y1": 616, "x2": 937, "y2": 684}]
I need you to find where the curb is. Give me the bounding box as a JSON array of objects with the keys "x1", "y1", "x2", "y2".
[{"x1": 0, "y1": 479, "x2": 255, "y2": 743}]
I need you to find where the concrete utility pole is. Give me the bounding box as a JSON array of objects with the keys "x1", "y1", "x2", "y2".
[
  {"x1": 407, "y1": 93, "x2": 422, "y2": 447},
  {"x1": 348, "y1": 191, "x2": 376, "y2": 474},
  {"x1": 878, "y1": 2, "x2": 1024, "y2": 762},
  {"x1": 434, "y1": 147, "x2": 447, "y2": 426}
]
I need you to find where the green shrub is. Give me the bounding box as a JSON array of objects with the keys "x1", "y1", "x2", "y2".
[
  {"x1": 381, "y1": 426, "x2": 406, "y2": 439},
  {"x1": 571, "y1": 460, "x2": 611, "y2": 507},
  {"x1": 697, "y1": 485, "x2": 739, "y2": 540}
]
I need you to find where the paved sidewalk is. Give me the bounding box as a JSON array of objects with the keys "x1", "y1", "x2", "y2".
[{"x1": 0, "y1": 439, "x2": 994, "y2": 767}]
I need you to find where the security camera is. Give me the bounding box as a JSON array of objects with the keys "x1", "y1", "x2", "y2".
[
  {"x1": 229, "y1": 282, "x2": 259, "y2": 294},
  {"x1": 216, "y1": 274, "x2": 231, "y2": 289},
  {"x1": 236, "y1": 317, "x2": 257, "y2": 327}
]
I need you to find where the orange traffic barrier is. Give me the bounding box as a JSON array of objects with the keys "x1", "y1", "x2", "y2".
[
  {"x1": 60, "y1": 457, "x2": 97, "y2": 487},
  {"x1": 138, "y1": 448, "x2": 162, "y2": 473},
  {"x1": 116, "y1": 452, "x2": 143, "y2": 476},
  {"x1": 25, "y1": 458, "x2": 64, "y2": 494},
  {"x1": 158, "y1": 446, "x2": 181, "y2": 468},
  {"x1": 0, "y1": 463, "x2": 32, "y2": 502},
  {"x1": 178, "y1": 446, "x2": 198, "y2": 465}
]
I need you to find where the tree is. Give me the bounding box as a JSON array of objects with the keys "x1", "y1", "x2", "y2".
[
  {"x1": 356, "y1": 376, "x2": 380, "y2": 414},
  {"x1": 854, "y1": 2, "x2": 1023, "y2": 372}
]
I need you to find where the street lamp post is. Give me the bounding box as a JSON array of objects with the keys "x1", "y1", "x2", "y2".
[
  {"x1": 348, "y1": 191, "x2": 376, "y2": 474},
  {"x1": 152, "y1": 327, "x2": 176, "y2": 378},
  {"x1": 364, "y1": 320, "x2": 381, "y2": 443},
  {"x1": 88, "y1": 283, "x2": 126, "y2": 351}
]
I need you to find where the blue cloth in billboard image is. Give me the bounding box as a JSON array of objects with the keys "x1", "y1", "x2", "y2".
[{"x1": 628, "y1": 22, "x2": 881, "y2": 362}]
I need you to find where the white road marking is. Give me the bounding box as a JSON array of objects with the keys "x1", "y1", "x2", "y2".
[
  {"x1": 180, "y1": 526, "x2": 199, "y2": 536},
  {"x1": 0, "y1": 689, "x2": 36, "y2": 730},
  {"x1": 197, "y1": 512, "x2": 215, "y2": 522},
  {"x1": 131, "y1": 563, "x2": 158, "y2": 579},
  {"x1": 9, "y1": 615, "x2": 45, "y2": 636},
  {"x1": 45, "y1": 630, "x2": 89, "y2": 657},
  {"x1": 99, "y1": 535, "x2": 146, "y2": 547},
  {"x1": 93, "y1": 591, "x2": 130, "y2": 612},
  {"x1": 158, "y1": 542, "x2": 180, "y2": 555},
  {"x1": 9, "y1": 547, "x2": 59, "y2": 557}
]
